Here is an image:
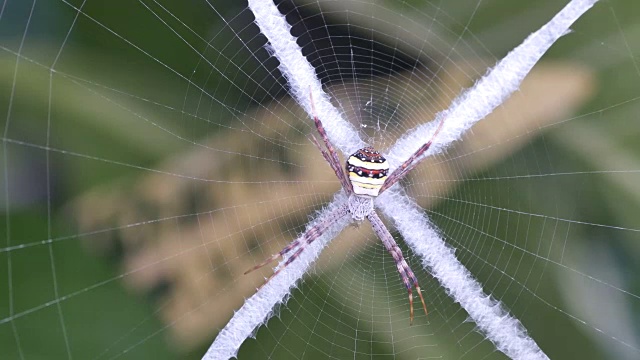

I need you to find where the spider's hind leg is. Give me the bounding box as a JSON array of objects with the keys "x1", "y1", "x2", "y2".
[
  {"x1": 379, "y1": 118, "x2": 445, "y2": 194},
  {"x1": 309, "y1": 89, "x2": 353, "y2": 194}
]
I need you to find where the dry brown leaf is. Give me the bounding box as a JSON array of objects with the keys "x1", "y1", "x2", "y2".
[{"x1": 71, "y1": 61, "x2": 593, "y2": 350}]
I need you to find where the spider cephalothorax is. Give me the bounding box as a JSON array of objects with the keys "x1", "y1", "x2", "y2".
[
  {"x1": 346, "y1": 147, "x2": 389, "y2": 197},
  {"x1": 245, "y1": 90, "x2": 444, "y2": 324}
]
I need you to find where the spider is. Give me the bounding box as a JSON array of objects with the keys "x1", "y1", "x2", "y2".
[{"x1": 245, "y1": 90, "x2": 444, "y2": 324}]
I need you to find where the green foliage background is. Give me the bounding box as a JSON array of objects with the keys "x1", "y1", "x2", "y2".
[{"x1": 1, "y1": 1, "x2": 639, "y2": 359}]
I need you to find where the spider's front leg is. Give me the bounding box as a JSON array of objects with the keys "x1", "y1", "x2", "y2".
[
  {"x1": 367, "y1": 210, "x2": 428, "y2": 324},
  {"x1": 245, "y1": 204, "x2": 350, "y2": 288}
]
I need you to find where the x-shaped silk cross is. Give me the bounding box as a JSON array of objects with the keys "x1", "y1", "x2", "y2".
[{"x1": 204, "y1": 1, "x2": 598, "y2": 359}]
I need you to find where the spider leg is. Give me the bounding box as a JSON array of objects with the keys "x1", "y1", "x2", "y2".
[
  {"x1": 309, "y1": 134, "x2": 348, "y2": 190},
  {"x1": 309, "y1": 89, "x2": 353, "y2": 194},
  {"x1": 367, "y1": 210, "x2": 428, "y2": 325},
  {"x1": 379, "y1": 118, "x2": 445, "y2": 194},
  {"x1": 245, "y1": 204, "x2": 350, "y2": 289},
  {"x1": 243, "y1": 239, "x2": 301, "y2": 275}
]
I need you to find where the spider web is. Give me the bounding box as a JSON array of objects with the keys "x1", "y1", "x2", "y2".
[{"x1": 1, "y1": 0, "x2": 639, "y2": 359}]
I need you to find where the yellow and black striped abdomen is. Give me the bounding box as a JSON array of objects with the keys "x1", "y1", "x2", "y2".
[{"x1": 346, "y1": 147, "x2": 389, "y2": 197}]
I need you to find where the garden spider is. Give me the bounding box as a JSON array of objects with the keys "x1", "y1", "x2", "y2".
[{"x1": 246, "y1": 90, "x2": 444, "y2": 324}]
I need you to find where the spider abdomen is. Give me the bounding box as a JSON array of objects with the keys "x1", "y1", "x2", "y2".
[{"x1": 346, "y1": 147, "x2": 389, "y2": 197}]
